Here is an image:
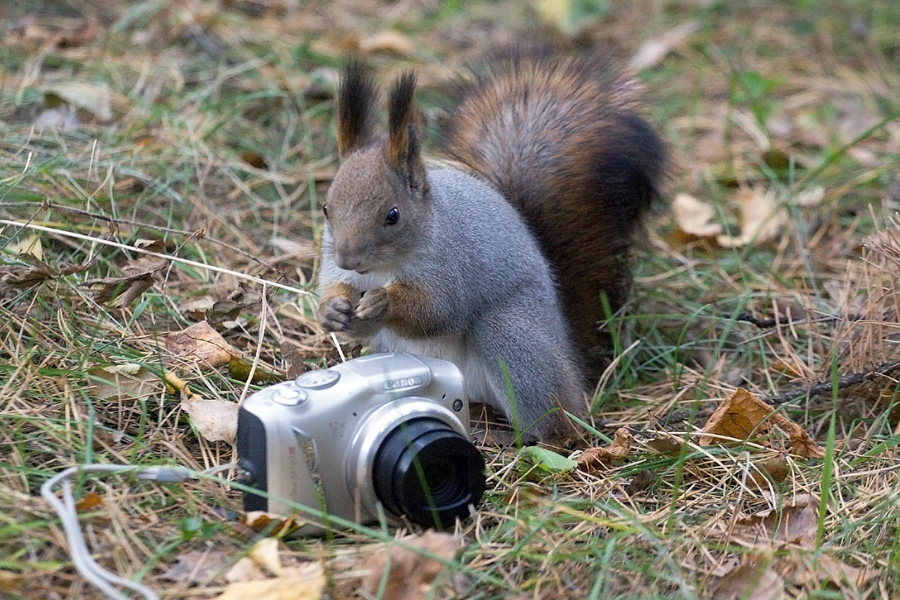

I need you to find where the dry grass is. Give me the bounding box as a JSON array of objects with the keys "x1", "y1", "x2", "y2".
[{"x1": 2, "y1": 0, "x2": 900, "y2": 599}]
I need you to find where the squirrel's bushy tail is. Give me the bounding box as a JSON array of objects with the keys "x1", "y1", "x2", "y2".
[{"x1": 440, "y1": 45, "x2": 666, "y2": 381}]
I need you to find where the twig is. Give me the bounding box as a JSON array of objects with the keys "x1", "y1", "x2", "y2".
[{"x1": 765, "y1": 360, "x2": 900, "y2": 405}]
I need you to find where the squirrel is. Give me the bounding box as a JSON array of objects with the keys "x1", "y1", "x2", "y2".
[{"x1": 315, "y1": 47, "x2": 665, "y2": 443}]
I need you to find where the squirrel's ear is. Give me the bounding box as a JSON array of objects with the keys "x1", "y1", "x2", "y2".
[
  {"x1": 337, "y1": 61, "x2": 378, "y2": 159},
  {"x1": 386, "y1": 71, "x2": 426, "y2": 193}
]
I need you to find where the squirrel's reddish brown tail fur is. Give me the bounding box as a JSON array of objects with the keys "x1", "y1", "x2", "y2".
[{"x1": 440, "y1": 45, "x2": 666, "y2": 382}]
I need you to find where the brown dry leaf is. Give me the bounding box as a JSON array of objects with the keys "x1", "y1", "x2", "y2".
[
  {"x1": 0, "y1": 256, "x2": 56, "y2": 291},
  {"x1": 240, "y1": 511, "x2": 302, "y2": 537},
  {"x1": 87, "y1": 364, "x2": 163, "y2": 401},
  {"x1": 75, "y1": 491, "x2": 104, "y2": 513},
  {"x1": 0, "y1": 571, "x2": 24, "y2": 595},
  {"x1": 577, "y1": 428, "x2": 635, "y2": 473},
  {"x1": 181, "y1": 397, "x2": 239, "y2": 443},
  {"x1": 85, "y1": 254, "x2": 168, "y2": 307},
  {"x1": 215, "y1": 562, "x2": 325, "y2": 600},
  {"x1": 750, "y1": 455, "x2": 791, "y2": 486},
  {"x1": 672, "y1": 193, "x2": 724, "y2": 239},
  {"x1": 624, "y1": 468, "x2": 654, "y2": 495},
  {"x1": 768, "y1": 413, "x2": 826, "y2": 458},
  {"x1": 769, "y1": 360, "x2": 804, "y2": 378},
  {"x1": 361, "y1": 531, "x2": 461, "y2": 600},
  {"x1": 158, "y1": 549, "x2": 229, "y2": 584},
  {"x1": 629, "y1": 21, "x2": 700, "y2": 70},
  {"x1": 734, "y1": 495, "x2": 818, "y2": 547},
  {"x1": 225, "y1": 556, "x2": 267, "y2": 583},
  {"x1": 358, "y1": 30, "x2": 414, "y2": 57},
  {"x1": 808, "y1": 555, "x2": 879, "y2": 587},
  {"x1": 646, "y1": 435, "x2": 686, "y2": 456},
  {"x1": 713, "y1": 555, "x2": 786, "y2": 600},
  {"x1": 699, "y1": 388, "x2": 775, "y2": 446},
  {"x1": 717, "y1": 188, "x2": 786, "y2": 248},
  {"x1": 166, "y1": 321, "x2": 235, "y2": 368}
]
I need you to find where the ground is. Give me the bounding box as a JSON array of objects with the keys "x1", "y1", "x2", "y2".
[{"x1": 1, "y1": 1, "x2": 899, "y2": 599}]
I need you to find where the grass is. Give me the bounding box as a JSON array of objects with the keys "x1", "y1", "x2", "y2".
[{"x1": 2, "y1": 0, "x2": 900, "y2": 598}]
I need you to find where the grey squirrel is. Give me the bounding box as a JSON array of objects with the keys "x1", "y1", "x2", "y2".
[{"x1": 315, "y1": 47, "x2": 665, "y2": 443}]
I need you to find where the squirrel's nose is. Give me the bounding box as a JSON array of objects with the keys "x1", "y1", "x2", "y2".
[{"x1": 334, "y1": 248, "x2": 366, "y2": 273}]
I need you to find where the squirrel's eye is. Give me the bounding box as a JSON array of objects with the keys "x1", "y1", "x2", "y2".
[
  {"x1": 384, "y1": 207, "x2": 400, "y2": 226},
  {"x1": 322, "y1": 204, "x2": 328, "y2": 218}
]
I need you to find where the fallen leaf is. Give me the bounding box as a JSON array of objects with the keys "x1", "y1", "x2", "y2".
[
  {"x1": 44, "y1": 81, "x2": 114, "y2": 122},
  {"x1": 734, "y1": 495, "x2": 818, "y2": 547},
  {"x1": 624, "y1": 469, "x2": 654, "y2": 495},
  {"x1": 0, "y1": 257, "x2": 56, "y2": 291},
  {"x1": 629, "y1": 21, "x2": 700, "y2": 70},
  {"x1": 84, "y1": 254, "x2": 168, "y2": 307},
  {"x1": 249, "y1": 538, "x2": 282, "y2": 576},
  {"x1": 181, "y1": 397, "x2": 239, "y2": 443},
  {"x1": 361, "y1": 531, "x2": 461, "y2": 600},
  {"x1": 239, "y1": 511, "x2": 302, "y2": 537},
  {"x1": 518, "y1": 446, "x2": 577, "y2": 475},
  {"x1": 646, "y1": 435, "x2": 686, "y2": 456},
  {"x1": 158, "y1": 549, "x2": 229, "y2": 584},
  {"x1": 793, "y1": 185, "x2": 825, "y2": 207},
  {"x1": 699, "y1": 388, "x2": 775, "y2": 446},
  {"x1": 717, "y1": 188, "x2": 786, "y2": 248},
  {"x1": 713, "y1": 555, "x2": 785, "y2": 600},
  {"x1": 225, "y1": 556, "x2": 267, "y2": 583},
  {"x1": 0, "y1": 571, "x2": 24, "y2": 595},
  {"x1": 809, "y1": 554, "x2": 879, "y2": 587},
  {"x1": 215, "y1": 563, "x2": 325, "y2": 600},
  {"x1": 358, "y1": 30, "x2": 414, "y2": 57},
  {"x1": 769, "y1": 360, "x2": 804, "y2": 377},
  {"x1": 5, "y1": 234, "x2": 43, "y2": 260},
  {"x1": 166, "y1": 321, "x2": 235, "y2": 368},
  {"x1": 672, "y1": 193, "x2": 724, "y2": 239},
  {"x1": 768, "y1": 412, "x2": 826, "y2": 458},
  {"x1": 75, "y1": 491, "x2": 104, "y2": 513},
  {"x1": 577, "y1": 428, "x2": 635, "y2": 473},
  {"x1": 87, "y1": 364, "x2": 163, "y2": 401},
  {"x1": 750, "y1": 455, "x2": 791, "y2": 485}
]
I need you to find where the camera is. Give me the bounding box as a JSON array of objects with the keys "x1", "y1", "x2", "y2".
[{"x1": 236, "y1": 352, "x2": 485, "y2": 533}]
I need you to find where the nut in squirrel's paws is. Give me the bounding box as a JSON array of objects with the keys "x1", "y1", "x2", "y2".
[
  {"x1": 355, "y1": 287, "x2": 388, "y2": 322},
  {"x1": 317, "y1": 296, "x2": 354, "y2": 332}
]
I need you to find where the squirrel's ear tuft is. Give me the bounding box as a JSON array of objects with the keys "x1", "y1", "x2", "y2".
[
  {"x1": 386, "y1": 71, "x2": 426, "y2": 192},
  {"x1": 337, "y1": 61, "x2": 378, "y2": 159}
]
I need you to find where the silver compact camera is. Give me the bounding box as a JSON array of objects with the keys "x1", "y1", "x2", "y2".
[{"x1": 236, "y1": 353, "x2": 485, "y2": 533}]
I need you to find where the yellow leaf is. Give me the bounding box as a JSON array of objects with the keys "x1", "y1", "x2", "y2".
[
  {"x1": 250, "y1": 538, "x2": 282, "y2": 577},
  {"x1": 215, "y1": 563, "x2": 325, "y2": 600},
  {"x1": 5, "y1": 234, "x2": 42, "y2": 260},
  {"x1": 717, "y1": 187, "x2": 786, "y2": 248},
  {"x1": 672, "y1": 193, "x2": 724, "y2": 238}
]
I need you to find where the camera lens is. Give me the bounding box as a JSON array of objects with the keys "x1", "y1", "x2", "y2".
[{"x1": 373, "y1": 418, "x2": 485, "y2": 529}]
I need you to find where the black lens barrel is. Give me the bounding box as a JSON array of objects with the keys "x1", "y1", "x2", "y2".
[{"x1": 373, "y1": 418, "x2": 485, "y2": 528}]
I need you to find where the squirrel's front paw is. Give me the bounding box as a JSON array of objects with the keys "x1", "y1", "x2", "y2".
[
  {"x1": 355, "y1": 287, "x2": 389, "y2": 322},
  {"x1": 316, "y1": 296, "x2": 354, "y2": 332}
]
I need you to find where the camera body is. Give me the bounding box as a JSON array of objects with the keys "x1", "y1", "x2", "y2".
[{"x1": 237, "y1": 353, "x2": 485, "y2": 533}]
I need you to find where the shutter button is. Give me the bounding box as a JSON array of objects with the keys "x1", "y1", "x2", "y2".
[{"x1": 272, "y1": 387, "x2": 307, "y2": 406}]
